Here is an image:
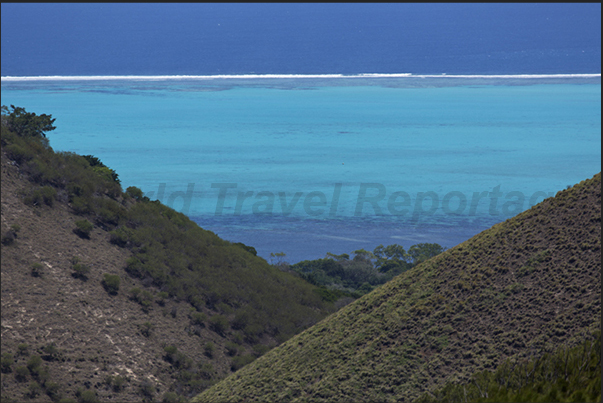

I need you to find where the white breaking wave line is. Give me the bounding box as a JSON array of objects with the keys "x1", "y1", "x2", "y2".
[{"x1": 1, "y1": 73, "x2": 600, "y2": 82}]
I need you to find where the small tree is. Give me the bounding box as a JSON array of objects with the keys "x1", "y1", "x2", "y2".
[
  {"x1": 408, "y1": 243, "x2": 446, "y2": 265},
  {"x1": 125, "y1": 186, "x2": 145, "y2": 201},
  {"x1": 270, "y1": 252, "x2": 286, "y2": 265},
  {"x1": 1, "y1": 105, "x2": 56, "y2": 138}
]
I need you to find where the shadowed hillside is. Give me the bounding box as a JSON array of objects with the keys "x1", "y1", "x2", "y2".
[
  {"x1": 0, "y1": 107, "x2": 337, "y2": 402},
  {"x1": 194, "y1": 173, "x2": 601, "y2": 403}
]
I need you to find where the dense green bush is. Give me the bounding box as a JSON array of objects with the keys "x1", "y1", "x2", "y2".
[
  {"x1": 209, "y1": 315, "x2": 229, "y2": 335},
  {"x1": 198, "y1": 362, "x2": 215, "y2": 380},
  {"x1": 14, "y1": 365, "x2": 29, "y2": 382},
  {"x1": 156, "y1": 291, "x2": 169, "y2": 306},
  {"x1": 24, "y1": 185, "x2": 57, "y2": 207},
  {"x1": 83, "y1": 155, "x2": 120, "y2": 184},
  {"x1": 101, "y1": 273, "x2": 120, "y2": 295},
  {"x1": 1, "y1": 353, "x2": 13, "y2": 373},
  {"x1": 2, "y1": 229, "x2": 17, "y2": 245},
  {"x1": 17, "y1": 343, "x2": 29, "y2": 356},
  {"x1": 225, "y1": 342, "x2": 240, "y2": 357},
  {"x1": 26, "y1": 355, "x2": 42, "y2": 373},
  {"x1": 139, "y1": 322, "x2": 154, "y2": 338},
  {"x1": 71, "y1": 257, "x2": 90, "y2": 280},
  {"x1": 190, "y1": 312, "x2": 207, "y2": 326},
  {"x1": 27, "y1": 381, "x2": 42, "y2": 398},
  {"x1": 74, "y1": 219, "x2": 94, "y2": 239},
  {"x1": 75, "y1": 388, "x2": 99, "y2": 403},
  {"x1": 125, "y1": 186, "x2": 145, "y2": 201},
  {"x1": 204, "y1": 342, "x2": 215, "y2": 359},
  {"x1": 233, "y1": 242, "x2": 258, "y2": 256},
  {"x1": 4, "y1": 143, "x2": 35, "y2": 164},
  {"x1": 129, "y1": 287, "x2": 154, "y2": 311},
  {"x1": 140, "y1": 380, "x2": 156, "y2": 398},
  {"x1": 252, "y1": 344, "x2": 270, "y2": 357},
  {"x1": 42, "y1": 343, "x2": 61, "y2": 362},
  {"x1": 106, "y1": 375, "x2": 126, "y2": 392},
  {"x1": 164, "y1": 345, "x2": 178, "y2": 362},
  {"x1": 31, "y1": 262, "x2": 43, "y2": 277},
  {"x1": 45, "y1": 381, "x2": 62, "y2": 400},
  {"x1": 109, "y1": 227, "x2": 132, "y2": 247}
]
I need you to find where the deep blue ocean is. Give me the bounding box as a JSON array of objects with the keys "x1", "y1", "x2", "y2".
[
  {"x1": 1, "y1": 3, "x2": 601, "y2": 76},
  {"x1": 1, "y1": 4, "x2": 601, "y2": 263}
]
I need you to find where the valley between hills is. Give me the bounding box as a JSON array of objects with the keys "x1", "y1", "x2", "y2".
[{"x1": 1, "y1": 107, "x2": 600, "y2": 403}]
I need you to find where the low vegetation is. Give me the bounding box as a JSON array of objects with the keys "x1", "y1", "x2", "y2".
[{"x1": 417, "y1": 332, "x2": 601, "y2": 403}]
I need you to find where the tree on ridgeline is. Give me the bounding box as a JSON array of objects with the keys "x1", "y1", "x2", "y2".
[
  {"x1": 408, "y1": 243, "x2": 447, "y2": 265},
  {"x1": 1, "y1": 105, "x2": 56, "y2": 139},
  {"x1": 373, "y1": 244, "x2": 410, "y2": 273}
]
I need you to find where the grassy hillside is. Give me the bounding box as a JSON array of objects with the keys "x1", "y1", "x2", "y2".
[
  {"x1": 0, "y1": 107, "x2": 337, "y2": 402},
  {"x1": 194, "y1": 173, "x2": 601, "y2": 403}
]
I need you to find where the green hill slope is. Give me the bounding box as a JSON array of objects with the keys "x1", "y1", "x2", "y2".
[
  {"x1": 1, "y1": 106, "x2": 337, "y2": 402},
  {"x1": 194, "y1": 173, "x2": 601, "y2": 403},
  {"x1": 416, "y1": 332, "x2": 600, "y2": 403}
]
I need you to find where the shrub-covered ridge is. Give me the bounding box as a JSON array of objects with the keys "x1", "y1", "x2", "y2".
[{"x1": 1, "y1": 106, "x2": 338, "y2": 401}]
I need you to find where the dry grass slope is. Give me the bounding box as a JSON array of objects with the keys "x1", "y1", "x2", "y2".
[{"x1": 194, "y1": 173, "x2": 601, "y2": 403}]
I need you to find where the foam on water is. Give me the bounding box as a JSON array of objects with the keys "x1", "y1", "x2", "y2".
[{"x1": 1, "y1": 73, "x2": 600, "y2": 81}]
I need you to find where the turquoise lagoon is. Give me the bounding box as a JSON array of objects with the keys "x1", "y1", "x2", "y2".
[{"x1": 1, "y1": 76, "x2": 600, "y2": 262}]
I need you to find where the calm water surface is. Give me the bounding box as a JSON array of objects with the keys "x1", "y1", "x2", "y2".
[{"x1": 1, "y1": 77, "x2": 600, "y2": 262}]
